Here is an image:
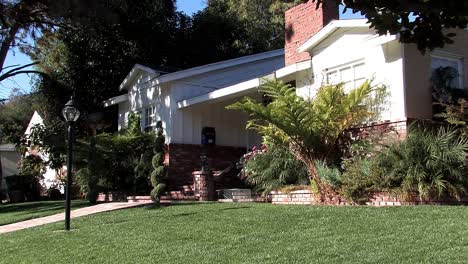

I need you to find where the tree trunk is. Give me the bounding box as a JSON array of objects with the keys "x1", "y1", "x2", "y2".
[
  {"x1": 302, "y1": 156, "x2": 343, "y2": 205},
  {"x1": 0, "y1": 23, "x2": 20, "y2": 72}
]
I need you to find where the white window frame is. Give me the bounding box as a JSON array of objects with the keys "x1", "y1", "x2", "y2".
[
  {"x1": 430, "y1": 51, "x2": 464, "y2": 90},
  {"x1": 143, "y1": 106, "x2": 156, "y2": 130},
  {"x1": 324, "y1": 59, "x2": 367, "y2": 92}
]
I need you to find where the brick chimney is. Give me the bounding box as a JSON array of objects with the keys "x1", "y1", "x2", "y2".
[{"x1": 285, "y1": 0, "x2": 339, "y2": 65}]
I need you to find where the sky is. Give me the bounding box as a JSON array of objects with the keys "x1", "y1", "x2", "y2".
[{"x1": 0, "y1": 0, "x2": 362, "y2": 99}]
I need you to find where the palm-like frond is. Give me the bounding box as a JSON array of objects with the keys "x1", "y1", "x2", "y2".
[{"x1": 228, "y1": 80, "x2": 386, "y2": 202}]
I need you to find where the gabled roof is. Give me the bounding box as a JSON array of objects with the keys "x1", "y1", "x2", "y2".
[
  {"x1": 119, "y1": 64, "x2": 160, "y2": 91},
  {"x1": 177, "y1": 60, "x2": 311, "y2": 109},
  {"x1": 155, "y1": 49, "x2": 284, "y2": 84},
  {"x1": 24, "y1": 111, "x2": 44, "y2": 136},
  {"x1": 298, "y1": 19, "x2": 369, "y2": 53}
]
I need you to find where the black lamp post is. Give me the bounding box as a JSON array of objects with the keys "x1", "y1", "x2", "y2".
[{"x1": 62, "y1": 97, "x2": 80, "y2": 231}]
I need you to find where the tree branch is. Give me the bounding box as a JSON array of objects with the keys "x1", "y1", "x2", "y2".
[{"x1": 0, "y1": 68, "x2": 44, "y2": 83}]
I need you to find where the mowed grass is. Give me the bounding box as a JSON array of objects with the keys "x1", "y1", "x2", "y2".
[
  {"x1": 1, "y1": 203, "x2": 467, "y2": 264},
  {"x1": 0, "y1": 200, "x2": 90, "y2": 226}
]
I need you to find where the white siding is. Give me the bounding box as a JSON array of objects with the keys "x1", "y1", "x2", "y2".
[
  {"x1": 172, "y1": 95, "x2": 261, "y2": 147},
  {"x1": 116, "y1": 53, "x2": 283, "y2": 147},
  {"x1": 297, "y1": 28, "x2": 406, "y2": 121}
]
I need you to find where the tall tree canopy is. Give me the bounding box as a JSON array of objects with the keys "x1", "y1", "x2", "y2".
[
  {"x1": 206, "y1": 0, "x2": 303, "y2": 53},
  {"x1": 29, "y1": 0, "x2": 266, "y2": 131},
  {"x1": 0, "y1": 91, "x2": 39, "y2": 143}
]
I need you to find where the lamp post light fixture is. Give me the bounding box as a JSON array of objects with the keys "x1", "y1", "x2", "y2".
[{"x1": 62, "y1": 96, "x2": 80, "y2": 231}]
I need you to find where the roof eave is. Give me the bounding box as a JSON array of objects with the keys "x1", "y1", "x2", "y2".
[
  {"x1": 119, "y1": 64, "x2": 158, "y2": 91},
  {"x1": 298, "y1": 19, "x2": 369, "y2": 53},
  {"x1": 158, "y1": 49, "x2": 284, "y2": 84}
]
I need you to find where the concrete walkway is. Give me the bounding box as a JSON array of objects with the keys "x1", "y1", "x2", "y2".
[{"x1": 0, "y1": 201, "x2": 153, "y2": 234}]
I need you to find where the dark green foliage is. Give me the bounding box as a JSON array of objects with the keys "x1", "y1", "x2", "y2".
[
  {"x1": 242, "y1": 144, "x2": 309, "y2": 195},
  {"x1": 340, "y1": 158, "x2": 376, "y2": 204},
  {"x1": 206, "y1": 0, "x2": 303, "y2": 53},
  {"x1": 150, "y1": 127, "x2": 166, "y2": 203},
  {"x1": 150, "y1": 183, "x2": 166, "y2": 200},
  {"x1": 0, "y1": 93, "x2": 39, "y2": 144},
  {"x1": 374, "y1": 126, "x2": 467, "y2": 201},
  {"x1": 126, "y1": 112, "x2": 141, "y2": 136},
  {"x1": 75, "y1": 132, "x2": 154, "y2": 199}
]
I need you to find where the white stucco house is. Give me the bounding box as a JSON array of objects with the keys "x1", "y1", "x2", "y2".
[{"x1": 105, "y1": 0, "x2": 467, "y2": 195}]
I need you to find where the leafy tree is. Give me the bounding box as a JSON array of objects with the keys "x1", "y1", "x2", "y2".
[
  {"x1": 29, "y1": 0, "x2": 183, "y2": 129},
  {"x1": 187, "y1": 1, "x2": 249, "y2": 67},
  {"x1": 206, "y1": 0, "x2": 303, "y2": 53},
  {"x1": 312, "y1": 0, "x2": 468, "y2": 52},
  {"x1": 228, "y1": 80, "x2": 385, "y2": 203},
  {"x1": 0, "y1": 91, "x2": 38, "y2": 143},
  {"x1": 0, "y1": 0, "x2": 106, "y2": 82}
]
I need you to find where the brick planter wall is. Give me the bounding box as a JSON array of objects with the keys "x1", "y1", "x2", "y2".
[
  {"x1": 167, "y1": 144, "x2": 246, "y2": 193},
  {"x1": 270, "y1": 190, "x2": 316, "y2": 205},
  {"x1": 270, "y1": 190, "x2": 467, "y2": 206},
  {"x1": 368, "y1": 192, "x2": 468, "y2": 206}
]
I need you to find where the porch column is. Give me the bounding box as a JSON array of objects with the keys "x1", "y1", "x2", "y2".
[{"x1": 192, "y1": 171, "x2": 215, "y2": 201}]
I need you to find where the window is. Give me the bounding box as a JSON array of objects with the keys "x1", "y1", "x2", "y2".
[
  {"x1": 143, "y1": 106, "x2": 156, "y2": 130},
  {"x1": 325, "y1": 60, "x2": 366, "y2": 92},
  {"x1": 431, "y1": 53, "x2": 464, "y2": 89}
]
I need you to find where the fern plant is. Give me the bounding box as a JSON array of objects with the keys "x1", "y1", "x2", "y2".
[{"x1": 228, "y1": 80, "x2": 385, "y2": 204}]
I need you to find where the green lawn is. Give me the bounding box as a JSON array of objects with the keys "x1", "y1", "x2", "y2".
[
  {"x1": 0, "y1": 200, "x2": 90, "y2": 226},
  {"x1": 1, "y1": 203, "x2": 467, "y2": 263}
]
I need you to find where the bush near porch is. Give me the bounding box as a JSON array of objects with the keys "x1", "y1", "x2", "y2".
[{"x1": 74, "y1": 132, "x2": 155, "y2": 202}]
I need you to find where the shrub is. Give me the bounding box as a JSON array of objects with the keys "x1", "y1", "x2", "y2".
[
  {"x1": 374, "y1": 126, "x2": 467, "y2": 201},
  {"x1": 241, "y1": 143, "x2": 309, "y2": 195},
  {"x1": 340, "y1": 158, "x2": 376, "y2": 204},
  {"x1": 150, "y1": 125, "x2": 167, "y2": 203},
  {"x1": 315, "y1": 160, "x2": 342, "y2": 189},
  {"x1": 75, "y1": 132, "x2": 155, "y2": 200}
]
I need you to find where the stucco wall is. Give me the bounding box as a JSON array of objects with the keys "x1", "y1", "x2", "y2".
[
  {"x1": 404, "y1": 29, "x2": 468, "y2": 119},
  {"x1": 297, "y1": 28, "x2": 406, "y2": 122}
]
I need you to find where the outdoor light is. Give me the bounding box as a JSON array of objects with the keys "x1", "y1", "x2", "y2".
[
  {"x1": 62, "y1": 97, "x2": 80, "y2": 122},
  {"x1": 62, "y1": 96, "x2": 80, "y2": 231}
]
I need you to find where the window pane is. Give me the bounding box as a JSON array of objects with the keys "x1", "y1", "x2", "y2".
[
  {"x1": 431, "y1": 57, "x2": 462, "y2": 89},
  {"x1": 326, "y1": 71, "x2": 338, "y2": 85},
  {"x1": 340, "y1": 67, "x2": 353, "y2": 83},
  {"x1": 354, "y1": 63, "x2": 366, "y2": 79}
]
